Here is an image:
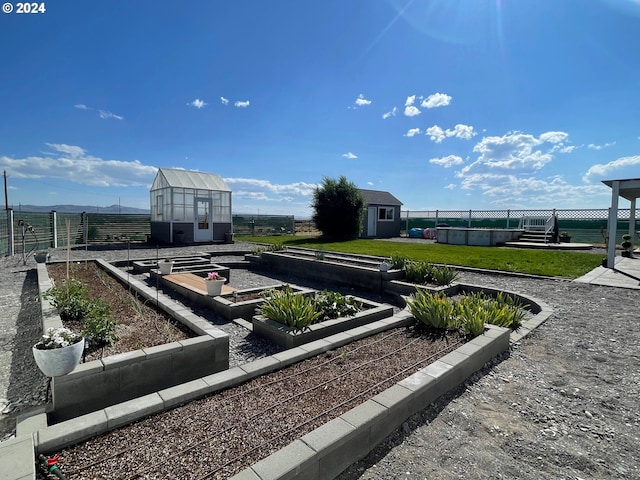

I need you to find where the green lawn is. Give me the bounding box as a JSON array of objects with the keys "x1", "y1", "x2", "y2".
[{"x1": 241, "y1": 235, "x2": 605, "y2": 279}]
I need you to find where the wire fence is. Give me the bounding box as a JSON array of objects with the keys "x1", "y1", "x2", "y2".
[
  {"x1": 1, "y1": 208, "x2": 635, "y2": 256},
  {"x1": 401, "y1": 208, "x2": 634, "y2": 244}
]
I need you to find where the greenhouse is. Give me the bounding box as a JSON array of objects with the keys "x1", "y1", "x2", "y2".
[{"x1": 150, "y1": 168, "x2": 232, "y2": 244}]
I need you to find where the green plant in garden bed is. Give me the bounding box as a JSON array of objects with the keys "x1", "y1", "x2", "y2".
[
  {"x1": 244, "y1": 236, "x2": 603, "y2": 278},
  {"x1": 403, "y1": 261, "x2": 458, "y2": 286},
  {"x1": 406, "y1": 290, "x2": 527, "y2": 337},
  {"x1": 43, "y1": 278, "x2": 119, "y2": 349},
  {"x1": 258, "y1": 286, "x2": 362, "y2": 331}
]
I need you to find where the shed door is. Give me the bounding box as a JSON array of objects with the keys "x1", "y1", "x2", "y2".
[
  {"x1": 367, "y1": 207, "x2": 377, "y2": 237},
  {"x1": 194, "y1": 198, "x2": 212, "y2": 242}
]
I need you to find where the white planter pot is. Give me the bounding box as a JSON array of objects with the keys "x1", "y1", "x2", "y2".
[
  {"x1": 32, "y1": 338, "x2": 85, "y2": 377},
  {"x1": 206, "y1": 278, "x2": 226, "y2": 296},
  {"x1": 158, "y1": 261, "x2": 174, "y2": 275},
  {"x1": 379, "y1": 262, "x2": 390, "y2": 272}
]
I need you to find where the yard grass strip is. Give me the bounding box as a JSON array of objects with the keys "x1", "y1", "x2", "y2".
[{"x1": 242, "y1": 236, "x2": 604, "y2": 279}]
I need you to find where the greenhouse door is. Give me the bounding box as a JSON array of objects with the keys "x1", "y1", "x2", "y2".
[
  {"x1": 367, "y1": 207, "x2": 377, "y2": 237},
  {"x1": 194, "y1": 198, "x2": 212, "y2": 242}
]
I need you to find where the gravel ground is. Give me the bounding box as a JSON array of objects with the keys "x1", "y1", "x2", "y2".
[{"x1": 2, "y1": 242, "x2": 639, "y2": 480}]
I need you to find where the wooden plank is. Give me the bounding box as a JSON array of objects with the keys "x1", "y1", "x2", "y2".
[{"x1": 164, "y1": 273, "x2": 236, "y2": 295}]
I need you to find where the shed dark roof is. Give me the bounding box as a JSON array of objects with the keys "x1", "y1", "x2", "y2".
[{"x1": 358, "y1": 189, "x2": 403, "y2": 206}]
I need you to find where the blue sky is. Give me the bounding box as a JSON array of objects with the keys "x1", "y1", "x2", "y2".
[{"x1": 1, "y1": 0, "x2": 639, "y2": 217}]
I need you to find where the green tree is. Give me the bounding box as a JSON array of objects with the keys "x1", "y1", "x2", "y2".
[{"x1": 311, "y1": 176, "x2": 365, "y2": 238}]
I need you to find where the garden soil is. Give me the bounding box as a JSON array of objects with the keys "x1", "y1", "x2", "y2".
[{"x1": 1, "y1": 243, "x2": 639, "y2": 479}]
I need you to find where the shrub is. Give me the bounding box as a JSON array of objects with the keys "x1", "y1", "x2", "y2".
[
  {"x1": 82, "y1": 298, "x2": 119, "y2": 347},
  {"x1": 315, "y1": 290, "x2": 361, "y2": 320},
  {"x1": 311, "y1": 176, "x2": 366, "y2": 239},
  {"x1": 43, "y1": 279, "x2": 90, "y2": 321}
]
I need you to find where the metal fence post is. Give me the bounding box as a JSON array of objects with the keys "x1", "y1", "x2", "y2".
[
  {"x1": 7, "y1": 208, "x2": 14, "y2": 256},
  {"x1": 50, "y1": 210, "x2": 57, "y2": 248}
]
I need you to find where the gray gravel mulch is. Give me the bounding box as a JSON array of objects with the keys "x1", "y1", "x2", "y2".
[{"x1": 1, "y1": 242, "x2": 639, "y2": 480}]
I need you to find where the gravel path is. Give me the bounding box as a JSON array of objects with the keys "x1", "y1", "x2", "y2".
[{"x1": 1, "y1": 242, "x2": 639, "y2": 480}]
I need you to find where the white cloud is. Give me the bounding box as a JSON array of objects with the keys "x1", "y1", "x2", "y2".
[
  {"x1": 98, "y1": 110, "x2": 124, "y2": 120},
  {"x1": 445, "y1": 124, "x2": 477, "y2": 140},
  {"x1": 354, "y1": 94, "x2": 372, "y2": 106},
  {"x1": 382, "y1": 107, "x2": 397, "y2": 119},
  {"x1": 539, "y1": 131, "x2": 569, "y2": 144},
  {"x1": 0, "y1": 144, "x2": 156, "y2": 187},
  {"x1": 46, "y1": 143, "x2": 86, "y2": 158},
  {"x1": 223, "y1": 177, "x2": 317, "y2": 197},
  {"x1": 425, "y1": 124, "x2": 476, "y2": 143},
  {"x1": 187, "y1": 99, "x2": 207, "y2": 109},
  {"x1": 405, "y1": 95, "x2": 416, "y2": 106},
  {"x1": 404, "y1": 128, "x2": 421, "y2": 137},
  {"x1": 421, "y1": 92, "x2": 452, "y2": 108},
  {"x1": 429, "y1": 155, "x2": 464, "y2": 168},
  {"x1": 444, "y1": 183, "x2": 456, "y2": 190},
  {"x1": 74, "y1": 103, "x2": 123, "y2": 119},
  {"x1": 235, "y1": 100, "x2": 250, "y2": 108},
  {"x1": 404, "y1": 106, "x2": 421, "y2": 117},
  {"x1": 448, "y1": 130, "x2": 607, "y2": 207},
  {"x1": 426, "y1": 125, "x2": 445, "y2": 143},
  {"x1": 220, "y1": 97, "x2": 229, "y2": 105},
  {"x1": 587, "y1": 142, "x2": 616, "y2": 150},
  {"x1": 582, "y1": 155, "x2": 640, "y2": 183},
  {"x1": 342, "y1": 152, "x2": 358, "y2": 159}
]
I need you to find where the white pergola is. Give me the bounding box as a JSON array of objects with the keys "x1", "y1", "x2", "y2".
[{"x1": 603, "y1": 178, "x2": 640, "y2": 268}]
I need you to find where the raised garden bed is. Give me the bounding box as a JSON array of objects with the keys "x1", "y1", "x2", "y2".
[
  {"x1": 212, "y1": 283, "x2": 316, "y2": 321},
  {"x1": 253, "y1": 296, "x2": 394, "y2": 348},
  {"x1": 37, "y1": 260, "x2": 229, "y2": 423},
  {"x1": 253, "y1": 250, "x2": 403, "y2": 294}
]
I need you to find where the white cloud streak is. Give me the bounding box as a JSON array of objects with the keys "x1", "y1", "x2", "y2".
[
  {"x1": 382, "y1": 107, "x2": 397, "y2": 119},
  {"x1": 429, "y1": 155, "x2": 464, "y2": 168},
  {"x1": 342, "y1": 152, "x2": 358, "y2": 159},
  {"x1": 0, "y1": 144, "x2": 156, "y2": 187},
  {"x1": 220, "y1": 97, "x2": 229, "y2": 105},
  {"x1": 404, "y1": 128, "x2": 422, "y2": 137},
  {"x1": 582, "y1": 155, "x2": 640, "y2": 183},
  {"x1": 235, "y1": 100, "x2": 250, "y2": 108},
  {"x1": 74, "y1": 103, "x2": 124, "y2": 120},
  {"x1": 187, "y1": 99, "x2": 208, "y2": 109}
]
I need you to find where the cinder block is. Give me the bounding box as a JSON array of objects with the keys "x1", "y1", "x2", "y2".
[
  {"x1": 398, "y1": 370, "x2": 439, "y2": 410},
  {"x1": 300, "y1": 417, "x2": 357, "y2": 479},
  {"x1": 105, "y1": 393, "x2": 164, "y2": 429},
  {"x1": 102, "y1": 349, "x2": 146, "y2": 370},
  {"x1": 203, "y1": 366, "x2": 246, "y2": 391},
  {"x1": 240, "y1": 356, "x2": 281, "y2": 379},
  {"x1": 37, "y1": 410, "x2": 108, "y2": 452},
  {"x1": 159, "y1": 378, "x2": 210, "y2": 409},
  {"x1": 16, "y1": 408, "x2": 48, "y2": 437},
  {"x1": 340, "y1": 400, "x2": 389, "y2": 458},
  {"x1": 250, "y1": 439, "x2": 318, "y2": 480},
  {"x1": 370, "y1": 384, "x2": 414, "y2": 442},
  {"x1": 298, "y1": 339, "x2": 333, "y2": 357},
  {"x1": 228, "y1": 468, "x2": 262, "y2": 480},
  {"x1": 0, "y1": 435, "x2": 35, "y2": 480}
]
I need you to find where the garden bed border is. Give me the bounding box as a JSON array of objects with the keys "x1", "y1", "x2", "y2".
[{"x1": 35, "y1": 260, "x2": 230, "y2": 422}]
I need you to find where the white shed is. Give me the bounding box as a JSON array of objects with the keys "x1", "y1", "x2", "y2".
[{"x1": 150, "y1": 168, "x2": 232, "y2": 244}]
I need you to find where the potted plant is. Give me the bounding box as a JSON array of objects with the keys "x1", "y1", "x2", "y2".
[
  {"x1": 621, "y1": 234, "x2": 633, "y2": 258},
  {"x1": 158, "y1": 258, "x2": 174, "y2": 275},
  {"x1": 32, "y1": 327, "x2": 84, "y2": 377},
  {"x1": 204, "y1": 271, "x2": 226, "y2": 296},
  {"x1": 559, "y1": 231, "x2": 571, "y2": 243}
]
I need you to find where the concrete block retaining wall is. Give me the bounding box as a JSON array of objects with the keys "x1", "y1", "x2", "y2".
[{"x1": 35, "y1": 260, "x2": 230, "y2": 423}]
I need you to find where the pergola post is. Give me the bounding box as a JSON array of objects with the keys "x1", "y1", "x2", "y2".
[{"x1": 606, "y1": 180, "x2": 619, "y2": 269}]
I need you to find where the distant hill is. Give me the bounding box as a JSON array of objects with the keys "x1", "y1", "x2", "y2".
[{"x1": 3, "y1": 204, "x2": 150, "y2": 214}]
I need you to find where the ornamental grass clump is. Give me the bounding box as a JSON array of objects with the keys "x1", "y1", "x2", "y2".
[
  {"x1": 258, "y1": 286, "x2": 321, "y2": 330},
  {"x1": 406, "y1": 290, "x2": 527, "y2": 337},
  {"x1": 259, "y1": 286, "x2": 362, "y2": 331},
  {"x1": 403, "y1": 261, "x2": 458, "y2": 286}
]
